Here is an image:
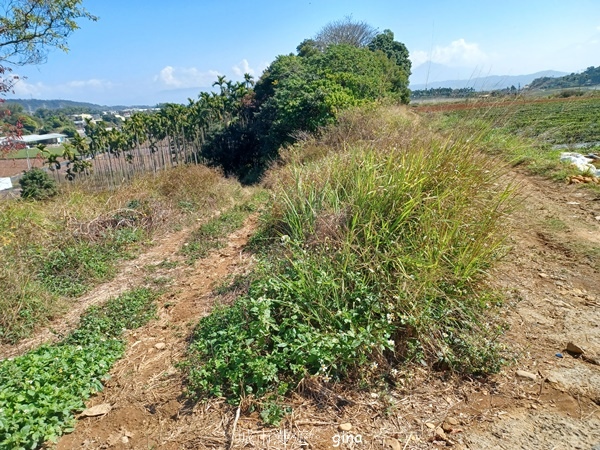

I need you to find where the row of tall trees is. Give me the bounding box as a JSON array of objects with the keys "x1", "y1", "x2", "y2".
[{"x1": 54, "y1": 18, "x2": 412, "y2": 185}]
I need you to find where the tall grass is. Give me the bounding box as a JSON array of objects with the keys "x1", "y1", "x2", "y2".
[
  {"x1": 185, "y1": 105, "x2": 514, "y2": 405},
  {"x1": 424, "y1": 96, "x2": 600, "y2": 182}
]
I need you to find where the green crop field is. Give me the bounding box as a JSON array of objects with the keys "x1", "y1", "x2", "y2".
[
  {"x1": 3, "y1": 146, "x2": 65, "y2": 160},
  {"x1": 492, "y1": 97, "x2": 600, "y2": 144},
  {"x1": 419, "y1": 96, "x2": 600, "y2": 145}
]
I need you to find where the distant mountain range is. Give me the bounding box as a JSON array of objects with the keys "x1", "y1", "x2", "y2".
[
  {"x1": 410, "y1": 62, "x2": 568, "y2": 91},
  {"x1": 3, "y1": 98, "x2": 153, "y2": 112}
]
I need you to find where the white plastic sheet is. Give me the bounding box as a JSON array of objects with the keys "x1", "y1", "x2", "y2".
[
  {"x1": 0, "y1": 177, "x2": 13, "y2": 191},
  {"x1": 560, "y1": 152, "x2": 600, "y2": 177}
]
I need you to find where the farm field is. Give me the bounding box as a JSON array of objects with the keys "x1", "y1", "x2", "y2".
[
  {"x1": 416, "y1": 95, "x2": 600, "y2": 145},
  {"x1": 3, "y1": 146, "x2": 65, "y2": 159}
]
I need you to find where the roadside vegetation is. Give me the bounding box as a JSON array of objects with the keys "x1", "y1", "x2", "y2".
[
  {"x1": 0, "y1": 287, "x2": 159, "y2": 449},
  {"x1": 0, "y1": 164, "x2": 245, "y2": 344},
  {"x1": 183, "y1": 105, "x2": 514, "y2": 416},
  {"x1": 420, "y1": 95, "x2": 600, "y2": 182}
]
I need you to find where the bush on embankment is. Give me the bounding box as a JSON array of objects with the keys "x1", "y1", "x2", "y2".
[{"x1": 185, "y1": 105, "x2": 514, "y2": 403}]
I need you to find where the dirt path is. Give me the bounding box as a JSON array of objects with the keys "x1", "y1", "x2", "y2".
[
  {"x1": 57, "y1": 216, "x2": 257, "y2": 450},
  {"x1": 0, "y1": 225, "x2": 193, "y2": 359},
  {"x1": 457, "y1": 171, "x2": 600, "y2": 449},
  {"x1": 49, "y1": 171, "x2": 600, "y2": 450}
]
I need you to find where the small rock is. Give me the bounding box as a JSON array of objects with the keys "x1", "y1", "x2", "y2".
[
  {"x1": 572, "y1": 288, "x2": 585, "y2": 297},
  {"x1": 442, "y1": 422, "x2": 454, "y2": 432},
  {"x1": 154, "y1": 342, "x2": 166, "y2": 350},
  {"x1": 425, "y1": 422, "x2": 436, "y2": 429},
  {"x1": 121, "y1": 436, "x2": 129, "y2": 444},
  {"x1": 434, "y1": 427, "x2": 448, "y2": 441},
  {"x1": 383, "y1": 437, "x2": 402, "y2": 450},
  {"x1": 538, "y1": 272, "x2": 549, "y2": 279},
  {"x1": 338, "y1": 423, "x2": 352, "y2": 432},
  {"x1": 516, "y1": 370, "x2": 537, "y2": 381},
  {"x1": 595, "y1": 216, "x2": 600, "y2": 221},
  {"x1": 446, "y1": 417, "x2": 459, "y2": 426},
  {"x1": 81, "y1": 403, "x2": 112, "y2": 417},
  {"x1": 555, "y1": 353, "x2": 563, "y2": 358},
  {"x1": 370, "y1": 392, "x2": 379, "y2": 399},
  {"x1": 566, "y1": 342, "x2": 584, "y2": 356}
]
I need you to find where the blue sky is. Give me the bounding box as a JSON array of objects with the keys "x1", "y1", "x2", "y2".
[{"x1": 5, "y1": 0, "x2": 600, "y2": 105}]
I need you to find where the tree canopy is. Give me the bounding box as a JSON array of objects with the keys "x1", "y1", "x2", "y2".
[
  {"x1": 0, "y1": 0, "x2": 96, "y2": 67},
  {"x1": 36, "y1": 19, "x2": 412, "y2": 186}
]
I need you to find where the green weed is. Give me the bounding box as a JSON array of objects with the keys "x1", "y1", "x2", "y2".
[
  {"x1": 0, "y1": 164, "x2": 246, "y2": 345},
  {"x1": 0, "y1": 288, "x2": 159, "y2": 449},
  {"x1": 181, "y1": 208, "x2": 247, "y2": 263}
]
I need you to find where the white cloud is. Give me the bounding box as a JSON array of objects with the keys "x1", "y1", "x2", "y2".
[
  {"x1": 411, "y1": 39, "x2": 489, "y2": 68},
  {"x1": 156, "y1": 66, "x2": 220, "y2": 89},
  {"x1": 67, "y1": 79, "x2": 113, "y2": 89},
  {"x1": 10, "y1": 76, "x2": 113, "y2": 98},
  {"x1": 11, "y1": 78, "x2": 45, "y2": 97},
  {"x1": 232, "y1": 59, "x2": 255, "y2": 77}
]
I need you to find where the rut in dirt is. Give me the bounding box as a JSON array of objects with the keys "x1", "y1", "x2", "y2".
[{"x1": 57, "y1": 215, "x2": 258, "y2": 450}]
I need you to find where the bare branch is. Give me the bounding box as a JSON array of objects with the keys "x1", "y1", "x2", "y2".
[{"x1": 314, "y1": 16, "x2": 378, "y2": 50}]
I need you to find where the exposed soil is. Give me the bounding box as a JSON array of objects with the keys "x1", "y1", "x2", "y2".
[
  {"x1": 0, "y1": 157, "x2": 46, "y2": 177},
  {"x1": 0, "y1": 224, "x2": 194, "y2": 359},
  {"x1": 17, "y1": 168, "x2": 598, "y2": 449}
]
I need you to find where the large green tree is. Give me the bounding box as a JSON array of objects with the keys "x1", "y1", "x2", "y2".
[{"x1": 368, "y1": 29, "x2": 412, "y2": 76}]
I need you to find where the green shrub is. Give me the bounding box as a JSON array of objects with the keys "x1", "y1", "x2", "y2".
[
  {"x1": 18, "y1": 168, "x2": 58, "y2": 200},
  {"x1": 184, "y1": 106, "x2": 513, "y2": 407}
]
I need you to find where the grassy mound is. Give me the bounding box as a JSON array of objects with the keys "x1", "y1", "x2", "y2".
[{"x1": 185, "y1": 106, "x2": 514, "y2": 405}]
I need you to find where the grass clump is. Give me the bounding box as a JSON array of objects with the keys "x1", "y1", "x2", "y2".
[
  {"x1": 184, "y1": 106, "x2": 513, "y2": 406},
  {"x1": 0, "y1": 288, "x2": 159, "y2": 449},
  {"x1": 181, "y1": 190, "x2": 267, "y2": 263},
  {"x1": 181, "y1": 208, "x2": 247, "y2": 263}
]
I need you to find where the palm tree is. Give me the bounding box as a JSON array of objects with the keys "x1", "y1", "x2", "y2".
[{"x1": 243, "y1": 72, "x2": 255, "y2": 89}]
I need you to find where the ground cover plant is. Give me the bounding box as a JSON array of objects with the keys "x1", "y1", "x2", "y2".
[
  {"x1": 183, "y1": 106, "x2": 514, "y2": 412},
  {"x1": 0, "y1": 288, "x2": 159, "y2": 449},
  {"x1": 0, "y1": 164, "x2": 244, "y2": 344},
  {"x1": 181, "y1": 202, "x2": 259, "y2": 264}
]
